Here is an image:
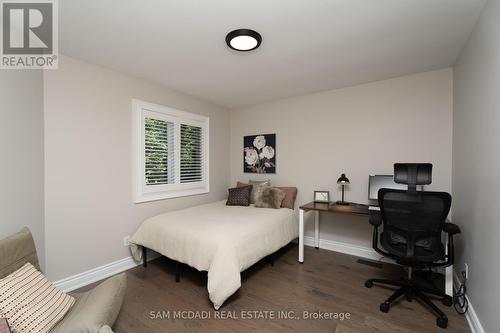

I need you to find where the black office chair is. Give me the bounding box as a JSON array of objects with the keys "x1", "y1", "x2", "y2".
[{"x1": 365, "y1": 163, "x2": 461, "y2": 329}]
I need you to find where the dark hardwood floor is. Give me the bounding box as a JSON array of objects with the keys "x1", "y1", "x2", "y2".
[{"x1": 110, "y1": 244, "x2": 469, "y2": 333}]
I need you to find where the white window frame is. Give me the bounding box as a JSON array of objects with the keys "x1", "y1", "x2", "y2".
[{"x1": 132, "y1": 99, "x2": 209, "y2": 203}]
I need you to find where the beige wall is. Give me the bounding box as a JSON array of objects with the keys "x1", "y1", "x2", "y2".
[
  {"x1": 4, "y1": 58, "x2": 453, "y2": 284},
  {"x1": 453, "y1": 0, "x2": 500, "y2": 331},
  {"x1": 0, "y1": 70, "x2": 45, "y2": 269},
  {"x1": 43, "y1": 55, "x2": 230, "y2": 280},
  {"x1": 230, "y1": 69, "x2": 453, "y2": 248}
]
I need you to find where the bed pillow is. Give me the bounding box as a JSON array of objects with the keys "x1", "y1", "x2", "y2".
[
  {"x1": 254, "y1": 187, "x2": 286, "y2": 209},
  {"x1": 0, "y1": 263, "x2": 75, "y2": 333},
  {"x1": 237, "y1": 181, "x2": 264, "y2": 204},
  {"x1": 238, "y1": 182, "x2": 297, "y2": 209},
  {"x1": 275, "y1": 187, "x2": 298, "y2": 209},
  {"x1": 226, "y1": 185, "x2": 252, "y2": 206},
  {"x1": 248, "y1": 179, "x2": 271, "y2": 204},
  {"x1": 236, "y1": 180, "x2": 266, "y2": 204},
  {"x1": 249, "y1": 179, "x2": 271, "y2": 186},
  {"x1": 236, "y1": 181, "x2": 249, "y2": 188}
]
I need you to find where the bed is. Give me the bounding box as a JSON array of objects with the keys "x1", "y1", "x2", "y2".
[{"x1": 130, "y1": 200, "x2": 297, "y2": 309}]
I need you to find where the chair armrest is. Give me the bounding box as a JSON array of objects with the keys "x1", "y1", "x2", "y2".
[
  {"x1": 369, "y1": 212, "x2": 390, "y2": 257},
  {"x1": 51, "y1": 273, "x2": 126, "y2": 333},
  {"x1": 369, "y1": 212, "x2": 382, "y2": 227},
  {"x1": 443, "y1": 223, "x2": 461, "y2": 235}
]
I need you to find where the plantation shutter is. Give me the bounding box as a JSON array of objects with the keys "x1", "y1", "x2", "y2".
[
  {"x1": 144, "y1": 118, "x2": 175, "y2": 185},
  {"x1": 134, "y1": 99, "x2": 209, "y2": 202},
  {"x1": 180, "y1": 124, "x2": 203, "y2": 183}
]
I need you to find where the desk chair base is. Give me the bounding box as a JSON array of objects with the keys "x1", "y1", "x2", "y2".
[{"x1": 365, "y1": 276, "x2": 452, "y2": 329}]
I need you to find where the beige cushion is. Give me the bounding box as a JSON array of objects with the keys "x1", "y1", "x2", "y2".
[
  {"x1": 254, "y1": 187, "x2": 286, "y2": 209},
  {"x1": 0, "y1": 227, "x2": 39, "y2": 279},
  {"x1": 51, "y1": 273, "x2": 127, "y2": 333},
  {"x1": 0, "y1": 263, "x2": 75, "y2": 333}
]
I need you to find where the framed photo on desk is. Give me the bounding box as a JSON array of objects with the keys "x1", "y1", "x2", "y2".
[{"x1": 314, "y1": 191, "x2": 330, "y2": 203}]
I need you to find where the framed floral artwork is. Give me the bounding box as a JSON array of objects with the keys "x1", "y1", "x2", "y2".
[{"x1": 243, "y1": 134, "x2": 276, "y2": 174}]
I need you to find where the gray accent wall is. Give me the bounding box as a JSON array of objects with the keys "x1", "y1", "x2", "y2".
[
  {"x1": 0, "y1": 70, "x2": 45, "y2": 269},
  {"x1": 453, "y1": 0, "x2": 500, "y2": 331}
]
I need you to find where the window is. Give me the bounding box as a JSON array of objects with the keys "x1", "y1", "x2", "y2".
[{"x1": 133, "y1": 99, "x2": 209, "y2": 202}]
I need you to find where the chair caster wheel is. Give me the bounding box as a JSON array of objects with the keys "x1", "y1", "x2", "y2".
[
  {"x1": 380, "y1": 302, "x2": 390, "y2": 313},
  {"x1": 437, "y1": 317, "x2": 448, "y2": 329},
  {"x1": 365, "y1": 281, "x2": 373, "y2": 288},
  {"x1": 442, "y1": 295, "x2": 453, "y2": 307}
]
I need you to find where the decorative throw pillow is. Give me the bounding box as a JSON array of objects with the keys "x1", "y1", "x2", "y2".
[
  {"x1": 238, "y1": 182, "x2": 297, "y2": 209},
  {"x1": 236, "y1": 181, "x2": 249, "y2": 188},
  {"x1": 0, "y1": 263, "x2": 75, "y2": 333},
  {"x1": 226, "y1": 185, "x2": 252, "y2": 206},
  {"x1": 237, "y1": 181, "x2": 266, "y2": 204},
  {"x1": 275, "y1": 187, "x2": 298, "y2": 209},
  {"x1": 254, "y1": 187, "x2": 286, "y2": 209},
  {"x1": 248, "y1": 179, "x2": 271, "y2": 204},
  {"x1": 249, "y1": 179, "x2": 271, "y2": 187}
]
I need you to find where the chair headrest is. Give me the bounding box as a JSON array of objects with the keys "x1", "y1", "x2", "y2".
[
  {"x1": 0, "y1": 227, "x2": 40, "y2": 278},
  {"x1": 394, "y1": 163, "x2": 432, "y2": 188}
]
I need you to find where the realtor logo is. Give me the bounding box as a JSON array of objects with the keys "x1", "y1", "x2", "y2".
[{"x1": 1, "y1": 0, "x2": 58, "y2": 69}]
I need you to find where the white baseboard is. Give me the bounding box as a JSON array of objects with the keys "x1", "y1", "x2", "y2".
[
  {"x1": 453, "y1": 271, "x2": 485, "y2": 333},
  {"x1": 53, "y1": 256, "x2": 139, "y2": 292},
  {"x1": 303, "y1": 236, "x2": 388, "y2": 262},
  {"x1": 54, "y1": 251, "x2": 159, "y2": 293}
]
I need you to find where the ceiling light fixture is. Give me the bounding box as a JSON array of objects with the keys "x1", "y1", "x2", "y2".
[{"x1": 226, "y1": 29, "x2": 262, "y2": 52}]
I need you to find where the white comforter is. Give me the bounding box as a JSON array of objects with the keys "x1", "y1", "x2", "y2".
[{"x1": 130, "y1": 200, "x2": 297, "y2": 309}]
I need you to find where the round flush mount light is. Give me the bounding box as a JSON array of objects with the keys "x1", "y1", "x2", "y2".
[{"x1": 226, "y1": 29, "x2": 262, "y2": 52}]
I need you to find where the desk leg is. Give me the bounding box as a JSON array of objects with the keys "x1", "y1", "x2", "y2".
[
  {"x1": 299, "y1": 209, "x2": 304, "y2": 263},
  {"x1": 444, "y1": 236, "x2": 453, "y2": 296},
  {"x1": 445, "y1": 265, "x2": 453, "y2": 296},
  {"x1": 442, "y1": 235, "x2": 453, "y2": 297},
  {"x1": 314, "y1": 211, "x2": 320, "y2": 249}
]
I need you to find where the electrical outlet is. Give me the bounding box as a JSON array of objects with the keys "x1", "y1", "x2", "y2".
[
  {"x1": 464, "y1": 263, "x2": 469, "y2": 279},
  {"x1": 123, "y1": 236, "x2": 130, "y2": 247}
]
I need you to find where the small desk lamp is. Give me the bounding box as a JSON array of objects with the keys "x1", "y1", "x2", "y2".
[{"x1": 336, "y1": 173, "x2": 350, "y2": 205}]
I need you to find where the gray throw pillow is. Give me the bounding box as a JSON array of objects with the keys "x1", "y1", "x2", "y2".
[
  {"x1": 249, "y1": 179, "x2": 271, "y2": 204},
  {"x1": 226, "y1": 185, "x2": 252, "y2": 206},
  {"x1": 254, "y1": 187, "x2": 286, "y2": 209}
]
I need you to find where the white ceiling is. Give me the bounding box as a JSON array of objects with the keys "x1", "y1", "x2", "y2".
[{"x1": 59, "y1": 0, "x2": 485, "y2": 109}]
